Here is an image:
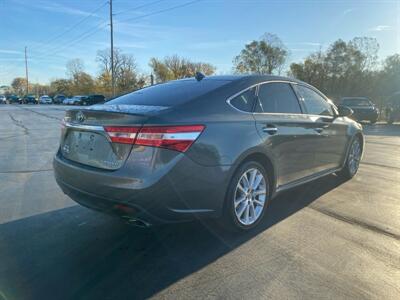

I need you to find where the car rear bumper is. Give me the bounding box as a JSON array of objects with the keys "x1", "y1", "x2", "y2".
[
  {"x1": 53, "y1": 148, "x2": 232, "y2": 224},
  {"x1": 352, "y1": 110, "x2": 378, "y2": 121}
]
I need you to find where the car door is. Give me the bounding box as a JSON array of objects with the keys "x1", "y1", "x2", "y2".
[
  {"x1": 253, "y1": 82, "x2": 321, "y2": 187},
  {"x1": 292, "y1": 84, "x2": 348, "y2": 173}
]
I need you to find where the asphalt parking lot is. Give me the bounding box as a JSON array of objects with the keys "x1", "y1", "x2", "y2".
[{"x1": 0, "y1": 104, "x2": 399, "y2": 300}]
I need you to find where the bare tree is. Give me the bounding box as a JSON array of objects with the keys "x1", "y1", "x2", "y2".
[
  {"x1": 66, "y1": 59, "x2": 84, "y2": 78},
  {"x1": 349, "y1": 37, "x2": 379, "y2": 71},
  {"x1": 96, "y1": 48, "x2": 144, "y2": 96}
]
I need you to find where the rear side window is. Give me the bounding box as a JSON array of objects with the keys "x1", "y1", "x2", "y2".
[
  {"x1": 294, "y1": 85, "x2": 333, "y2": 116},
  {"x1": 229, "y1": 87, "x2": 256, "y2": 112},
  {"x1": 107, "y1": 79, "x2": 231, "y2": 106},
  {"x1": 255, "y1": 82, "x2": 301, "y2": 114},
  {"x1": 342, "y1": 99, "x2": 370, "y2": 106}
]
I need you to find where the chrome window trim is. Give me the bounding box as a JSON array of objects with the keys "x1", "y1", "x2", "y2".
[
  {"x1": 226, "y1": 80, "x2": 302, "y2": 115},
  {"x1": 226, "y1": 79, "x2": 336, "y2": 118}
]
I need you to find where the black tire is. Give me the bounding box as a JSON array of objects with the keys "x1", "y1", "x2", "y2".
[
  {"x1": 370, "y1": 119, "x2": 377, "y2": 124},
  {"x1": 221, "y1": 161, "x2": 270, "y2": 232},
  {"x1": 82, "y1": 101, "x2": 87, "y2": 106},
  {"x1": 336, "y1": 136, "x2": 362, "y2": 180}
]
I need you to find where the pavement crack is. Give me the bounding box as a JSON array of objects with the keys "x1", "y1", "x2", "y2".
[
  {"x1": 8, "y1": 113, "x2": 29, "y2": 135},
  {"x1": 17, "y1": 106, "x2": 62, "y2": 121},
  {"x1": 0, "y1": 168, "x2": 53, "y2": 174},
  {"x1": 309, "y1": 205, "x2": 400, "y2": 241}
]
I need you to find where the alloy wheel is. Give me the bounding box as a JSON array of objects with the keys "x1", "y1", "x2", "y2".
[
  {"x1": 234, "y1": 168, "x2": 267, "y2": 226},
  {"x1": 348, "y1": 139, "x2": 361, "y2": 175}
]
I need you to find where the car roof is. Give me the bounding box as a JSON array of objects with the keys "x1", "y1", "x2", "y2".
[
  {"x1": 341, "y1": 97, "x2": 369, "y2": 100},
  {"x1": 187, "y1": 74, "x2": 305, "y2": 85}
]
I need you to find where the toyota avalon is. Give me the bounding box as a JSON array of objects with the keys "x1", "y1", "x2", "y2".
[{"x1": 54, "y1": 75, "x2": 363, "y2": 231}]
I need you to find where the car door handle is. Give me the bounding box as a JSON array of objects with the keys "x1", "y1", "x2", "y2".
[
  {"x1": 262, "y1": 125, "x2": 278, "y2": 135},
  {"x1": 314, "y1": 128, "x2": 324, "y2": 133}
]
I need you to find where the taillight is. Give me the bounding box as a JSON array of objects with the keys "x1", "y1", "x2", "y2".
[
  {"x1": 136, "y1": 125, "x2": 205, "y2": 152},
  {"x1": 104, "y1": 125, "x2": 205, "y2": 152},
  {"x1": 104, "y1": 126, "x2": 140, "y2": 144}
]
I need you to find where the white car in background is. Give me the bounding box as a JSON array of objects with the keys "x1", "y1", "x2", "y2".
[
  {"x1": 63, "y1": 97, "x2": 73, "y2": 105},
  {"x1": 39, "y1": 95, "x2": 52, "y2": 104},
  {"x1": 0, "y1": 95, "x2": 6, "y2": 104}
]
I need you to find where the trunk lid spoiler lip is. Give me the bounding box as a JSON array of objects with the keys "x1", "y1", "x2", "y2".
[{"x1": 74, "y1": 104, "x2": 170, "y2": 115}]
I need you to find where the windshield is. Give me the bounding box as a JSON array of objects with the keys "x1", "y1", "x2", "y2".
[
  {"x1": 107, "y1": 79, "x2": 231, "y2": 106},
  {"x1": 343, "y1": 98, "x2": 371, "y2": 106}
]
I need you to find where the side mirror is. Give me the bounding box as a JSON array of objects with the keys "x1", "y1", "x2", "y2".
[{"x1": 337, "y1": 105, "x2": 353, "y2": 117}]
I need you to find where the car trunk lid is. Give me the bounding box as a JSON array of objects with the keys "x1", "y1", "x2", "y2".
[{"x1": 60, "y1": 104, "x2": 169, "y2": 170}]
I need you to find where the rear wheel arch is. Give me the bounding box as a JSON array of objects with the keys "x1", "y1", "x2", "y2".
[
  {"x1": 355, "y1": 132, "x2": 364, "y2": 150},
  {"x1": 234, "y1": 152, "x2": 276, "y2": 197}
]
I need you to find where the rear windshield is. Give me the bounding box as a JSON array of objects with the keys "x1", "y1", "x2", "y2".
[
  {"x1": 107, "y1": 79, "x2": 231, "y2": 106},
  {"x1": 342, "y1": 98, "x2": 371, "y2": 106}
]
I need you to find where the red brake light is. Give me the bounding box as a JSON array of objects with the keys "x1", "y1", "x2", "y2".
[
  {"x1": 104, "y1": 125, "x2": 205, "y2": 152},
  {"x1": 104, "y1": 126, "x2": 140, "y2": 144},
  {"x1": 136, "y1": 125, "x2": 205, "y2": 152}
]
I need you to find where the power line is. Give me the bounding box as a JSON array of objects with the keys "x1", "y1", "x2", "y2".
[
  {"x1": 114, "y1": 0, "x2": 165, "y2": 16},
  {"x1": 118, "y1": 0, "x2": 202, "y2": 23},
  {"x1": 30, "y1": 2, "x2": 107, "y2": 58},
  {"x1": 25, "y1": 47, "x2": 29, "y2": 94},
  {"x1": 36, "y1": 1, "x2": 108, "y2": 52},
  {"x1": 33, "y1": 20, "x2": 109, "y2": 60},
  {"x1": 110, "y1": 0, "x2": 115, "y2": 97}
]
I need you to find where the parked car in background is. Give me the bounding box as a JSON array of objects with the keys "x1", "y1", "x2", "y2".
[
  {"x1": 53, "y1": 94, "x2": 66, "y2": 104},
  {"x1": 54, "y1": 75, "x2": 364, "y2": 231},
  {"x1": 0, "y1": 95, "x2": 6, "y2": 104},
  {"x1": 63, "y1": 97, "x2": 74, "y2": 105},
  {"x1": 39, "y1": 95, "x2": 53, "y2": 104},
  {"x1": 22, "y1": 95, "x2": 38, "y2": 104},
  {"x1": 385, "y1": 92, "x2": 400, "y2": 124},
  {"x1": 7, "y1": 95, "x2": 20, "y2": 104},
  {"x1": 67, "y1": 95, "x2": 88, "y2": 105},
  {"x1": 340, "y1": 97, "x2": 379, "y2": 124},
  {"x1": 82, "y1": 94, "x2": 105, "y2": 106}
]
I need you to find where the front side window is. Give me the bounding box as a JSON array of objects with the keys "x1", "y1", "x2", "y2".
[
  {"x1": 294, "y1": 85, "x2": 333, "y2": 116},
  {"x1": 229, "y1": 87, "x2": 256, "y2": 112},
  {"x1": 255, "y1": 82, "x2": 302, "y2": 114}
]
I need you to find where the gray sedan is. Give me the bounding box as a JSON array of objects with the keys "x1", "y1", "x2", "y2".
[{"x1": 53, "y1": 75, "x2": 363, "y2": 231}]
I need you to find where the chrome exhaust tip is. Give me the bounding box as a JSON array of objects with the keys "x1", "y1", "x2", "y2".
[{"x1": 124, "y1": 218, "x2": 151, "y2": 228}]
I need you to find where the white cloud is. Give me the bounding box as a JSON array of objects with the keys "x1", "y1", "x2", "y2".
[
  {"x1": 342, "y1": 8, "x2": 354, "y2": 16},
  {"x1": 369, "y1": 25, "x2": 392, "y2": 32},
  {"x1": 0, "y1": 49, "x2": 23, "y2": 55},
  {"x1": 28, "y1": 1, "x2": 99, "y2": 17}
]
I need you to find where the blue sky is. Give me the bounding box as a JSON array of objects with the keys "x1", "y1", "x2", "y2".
[{"x1": 0, "y1": 0, "x2": 399, "y2": 85}]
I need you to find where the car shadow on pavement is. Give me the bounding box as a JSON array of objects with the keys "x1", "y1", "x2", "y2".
[
  {"x1": 0, "y1": 174, "x2": 346, "y2": 300},
  {"x1": 362, "y1": 123, "x2": 400, "y2": 136}
]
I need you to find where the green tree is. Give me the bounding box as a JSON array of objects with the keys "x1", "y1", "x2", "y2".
[
  {"x1": 233, "y1": 33, "x2": 288, "y2": 75},
  {"x1": 11, "y1": 77, "x2": 27, "y2": 96},
  {"x1": 149, "y1": 55, "x2": 216, "y2": 83},
  {"x1": 50, "y1": 79, "x2": 72, "y2": 96},
  {"x1": 289, "y1": 37, "x2": 382, "y2": 101}
]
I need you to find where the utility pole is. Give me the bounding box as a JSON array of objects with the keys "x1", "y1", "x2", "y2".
[
  {"x1": 109, "y1": 0, "x2": 115, "y2": 97},
  {"x1": 24, "y1": 46, "x2": 29, "y2": 95}
]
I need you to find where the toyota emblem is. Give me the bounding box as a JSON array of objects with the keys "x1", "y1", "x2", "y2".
[{"x1": 76, "y1": 111, "x2": 85, "y2": 123}]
